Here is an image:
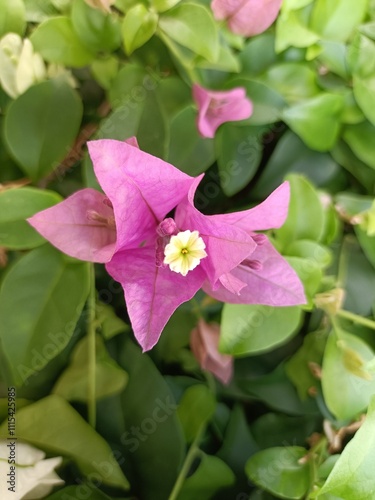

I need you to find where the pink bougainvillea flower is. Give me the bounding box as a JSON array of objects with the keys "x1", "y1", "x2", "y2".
[
  {"x1": 211, "y1": 0, "x2": 282, "y2": 37},
  {"x1": 192, "y1": 84, "x2": 253, "y2": 139},
  {"x1": 28, "y1": 139, "x2": 305, "y2": 352},
  {"x1": 190, "y1": 319, "x2": 233, "y2": 384}
]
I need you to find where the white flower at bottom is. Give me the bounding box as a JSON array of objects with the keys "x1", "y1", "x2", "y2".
[
  {"x1": 164, "y1": 230, "x2": 207, "y2": 276},
  {"x1": 0, "y1": 441, "x2": 64, "y2": 500}
]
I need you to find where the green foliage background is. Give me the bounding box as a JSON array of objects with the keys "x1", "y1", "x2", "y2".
[{"x1": 1, "y1": 0, "x2": 375, "y2": 498}]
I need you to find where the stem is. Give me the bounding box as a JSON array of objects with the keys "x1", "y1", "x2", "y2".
[
  {"x1": 168, "y1": 425, "x2": 205, "y2": 500},
  {"x1": 87, "y1": 264, "x2": 97, "y2": 428},
  {"x1": 337, "y1": 309, "x2": 375, "y2": 331}
]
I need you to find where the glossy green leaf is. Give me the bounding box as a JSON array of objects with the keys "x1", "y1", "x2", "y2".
[
  {"x1": 322, "y1": 330, "x2": 375, "y2": 420},
  {"x1": 275, "y1": 174, "x2": 325, "y2": 246},
  {"x1": 30, "y1": 16, "x2": 95, "y2": 66},
  {"x1": 118, "y1": 339, "x2": 184, "y2": 500},
  {"x1": 0, "y1": 0, "x2": 25, "y2": 37},
  {"x1": 343, "y1": 121, "x2": 375, "y2": 170},
  {"x1": 4, "y1": 78, "x2": 82, "y2": 181},
  {"x1": 276, "y1": 8, "x2": 319, "y2": 53},
  {"x1": 151, "y1": 0, "x2": 180, "y2": 12},
  {"x1": 245, "y1": 446, "x2": 311, "y2": 499},
  {"x1": 215, "y1": 124, "x2": 266, "y2": 196},
  {"x1": 317, "y1": 41, "x2": 349, "y2": 79},
  {"x1": 71, "y1": 0, "x2": 121, "y2": 52},
  {"x1": 353, "y1": 75, "x2": 375, "y2": 126},
  {"x1": 285, "y1": 240, "x2": 332, "y2": 269},
  {"x1": 0, "y1": 395, "x2": 130, "y2": 489},
  {"x1": 158, "y1": 3, "x2": 219, "y2": 62},
  {"x1": 98, "y1": 88, "x2": 168, "y2": 158},
  {"x1": 0, "y1": 245, "x2": 90, "y2": 386},
  {"x1": 316, "y1": 396, "x2": 375, "y2": 499},
  {"x1": 122, "y1": 4, "x2": 158, "y2": 55},
  {"x1": 228, "y1": 78, "x2": 286, "y2": 125},
  {"x1": 239, "y1": 33, "x2": 278, "y2": 76},
  {"x1": 52, "y1": 335, "x2": 128, "y2": 402},
  {"x1": 220, "y1": 304, "x2": 301, "y2": 356},
  {"x1": 177, "y1": 384, "x2": 216, "y2": 443},
  {"x1": 0, "y1": 187, "x2": 62, "y2": 249},
  {"x1": 282, "y1": 93, "x2": 344, "y2": 151},
  {"x1": 262, "y1": 63, "x2": 319, "y2": 103},
  {"x1": 310, "y1": 0, "x2": 367, "y2": 42},
  {"x1": 178, "y1": 452, "x2": 235, "y2": 500},
  {"x1": 168, "y1": 105, "x2": 214, "y2": 175},
  {"x1": 331, "y1": 141, "x2": 375, "y2": 192},
  {"x1": 287, "y1": 256, "x2": 322, "y2": 307}
]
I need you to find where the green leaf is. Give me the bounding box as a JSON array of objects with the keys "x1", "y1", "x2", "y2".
[
  {"x1": 220, "y1": 304, "x2": 301, "y2": 356},
  {"x1": 30, "y1": 16, "x2": 95, "y2": 66},
  {"x1": 286, "y1": 256, "x2": 323, "y2": 307},
  {"x1": 178, "y1": 453, "x2": 235, "y2": 500},
  {"x1": 356, "y1": 226, "x2": 375, "y2": 270},
  {"x1": 276, "y1": 8, "x2": 319, "y2": 53},
  {"x1": 97, "y1": 302, "x2": 129, "y2": 340},
  {"x1": 343, "y1": 121, "x2": 375, "y2": 170},
  {"x1": 71, "y1": 0, "x2": 121, "y2": 52},
  {"x1": 282, "y1": 93, "x2": 344, "y2": 151},
  {"x1": 310, "y1": 0, "x2": 367, "y2": 42},
  {"x1": 151, "y1": 0, "x2": 180, "y2": 12},
  {"x1": 98, "y1": 86, "x2": 168, "y2": 158},
  {"x1": 52, "y1": 335, "x2": 128, "y2": 402},
  {"x1": 239, "y1": 33, "x2": 278, "y2": 76},
  {"x1": 0, "y1": 0, "x2": 25, "y2": 37},
  {"x1": 215, "y1": 124, "x2": 266, "y2": 196},
  {"x1": 47, "y1": 484, "x2": 113, "y2": 500},
  {"x1": 0, "y1": 394, "x2": 129, "y2": 489},
  {"x1": 275, "y1": 174, "x2": 325, "y2": 247},
  {"x1": 4, "y1": 78, "x2": 82, "y2": 181},
  {"x1": 228, "y1": 78, "x2": 286, "y2": 125},
  {"x1": 261, "y1": 63, "x2": 320, "y2": 103},
  {"x1": 245, "y1": 446, "x2": 311, "y2": 499},
  {"x1": 285, "y1": 330, "x2": 327, "y2": 399},
  {"x1": 167, "y1": 105, "x2": 215, "y2": 175},
  {"x1": 353, "y1": 74, "x2": 375, "y2": 126},
  {"x1": 91, "y1": 56, "x2": 119, "y2": 90},
  {"x1": 122, "y1": 4, "x2": 158, "y2": 55},
  {"x1": 118, "y1": 339, "x2": 184, "y2": 500},
  {"x1": 0, "y1": 245, "x2": 90, "y2": 386},
  {"x1": 322, "y1": 330, "x2": 375, "y2": 420},
  {"x1": 177, "y1": 384, "x2": 216, "y2": 443},
  {"x1": 285, "y1": 240, "x2": 332, "y2": 269},
  {"x1": 316, "y1": 396, "x2": 375, "y2": 499},
  {"x1": 158, "y1": 3, "x2": 219, "y2": 62},
  {"x1": 0, "y1": 187, "x2": 62, "y2": 249}
]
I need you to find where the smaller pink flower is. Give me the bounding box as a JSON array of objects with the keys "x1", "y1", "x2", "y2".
[
  {"x1": 192, "y1": 84, "x2": 253, "y2": 139},
  {"x1": 211, "y1": 0, "x2": 282, "y2": 37},
  {"x1": 190, "y1": 319, "x2": 233, "y2": 384}
]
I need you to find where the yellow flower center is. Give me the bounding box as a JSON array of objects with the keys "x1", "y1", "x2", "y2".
[{"x1": 164, "y1": 230, "x2": 207, "y2": 276}]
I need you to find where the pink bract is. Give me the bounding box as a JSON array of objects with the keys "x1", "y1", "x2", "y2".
[
  {"x1": 192, "y1": 84, "x2": 253, "y2": 139},
  {"x1": 211, "y1": 0, "x2": 282, "y2": 37},
  {"x1": 28, "y1": 138, "x2": 306, "y2": 352}
]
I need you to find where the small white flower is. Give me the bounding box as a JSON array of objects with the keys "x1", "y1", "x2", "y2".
[
  {"x1": 164, "y1": 230, "x2": 207, "y2": 276},
  {"x1": 0, "y1": 441, "x2": 64, "y2": 500}
]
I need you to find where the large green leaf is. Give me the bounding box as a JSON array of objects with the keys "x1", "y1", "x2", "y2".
[
  {"x1": 0, "y1": 245, "x2": 89, "y2": 385},
  {"x1": 0, "y1": 0, "x2": 25, "y2": 37},
  {"x1": 178, "y1": 453, "x2": 235, "y2": 500},
  {"x1": 71, "y1": 0, "x2": 121, "y2": 52},
  {"x1": 0, "y1": 187, "x2": 62, "y2": 249},
  {"x1": 177, "y1": 384, "x2": 216, "y2": 443},
  {"x1": 215, "y1": 123, "x2": 266, "y2": 196},
  {"x1": 220, "y1": 304, "x2": 301, "y2": 356},
  {"x1": 343, "y1": 121, "x2": 375, "y2": 170},
  {"x1": 316, "y1": 396, "x2": 375, "y2": 499},
  {"x1": 118, "y1": 339, "x2": 184, "y2": 500},
  {"x1": 158, "y1": 3, "x2": 219, "y2": 62},
  {"x1": 4, "y1": 78, "x2": 82, "y2": 181},
  {"x1": 246, "y1": 446, "x2": 311, "y2": 499},
  {"x1": 0, "y1": 395, "x2": 130, "y2": 490},
  {"x1": 30, "y1": 16, "x2": 95, "y2": 66},
  {"x1": 122, "y1": 4, "x2": 158, "y2": 55},
  {"x1": 321, "y1": 329, "x2": 375, "y2": 420},
  {"x1": 52, "y1": 335, "x2": 128, "y2": 402},
  {"x1": 275, "y1": 174, "x2": 325, "y2": 247},
  {"x1": 310, "y1": 0, "x2": 367, "y2": 42},
  {"x1": 282, "y1": 93, "x2": 344, "y2": 151},
  {"x1": 167, "y1": 105, "x2": 214, "y2": 175}
]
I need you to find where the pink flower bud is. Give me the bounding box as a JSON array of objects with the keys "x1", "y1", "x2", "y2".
[{"x1": 190, "y1": 319, "x2": 233, "y2": 385}]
